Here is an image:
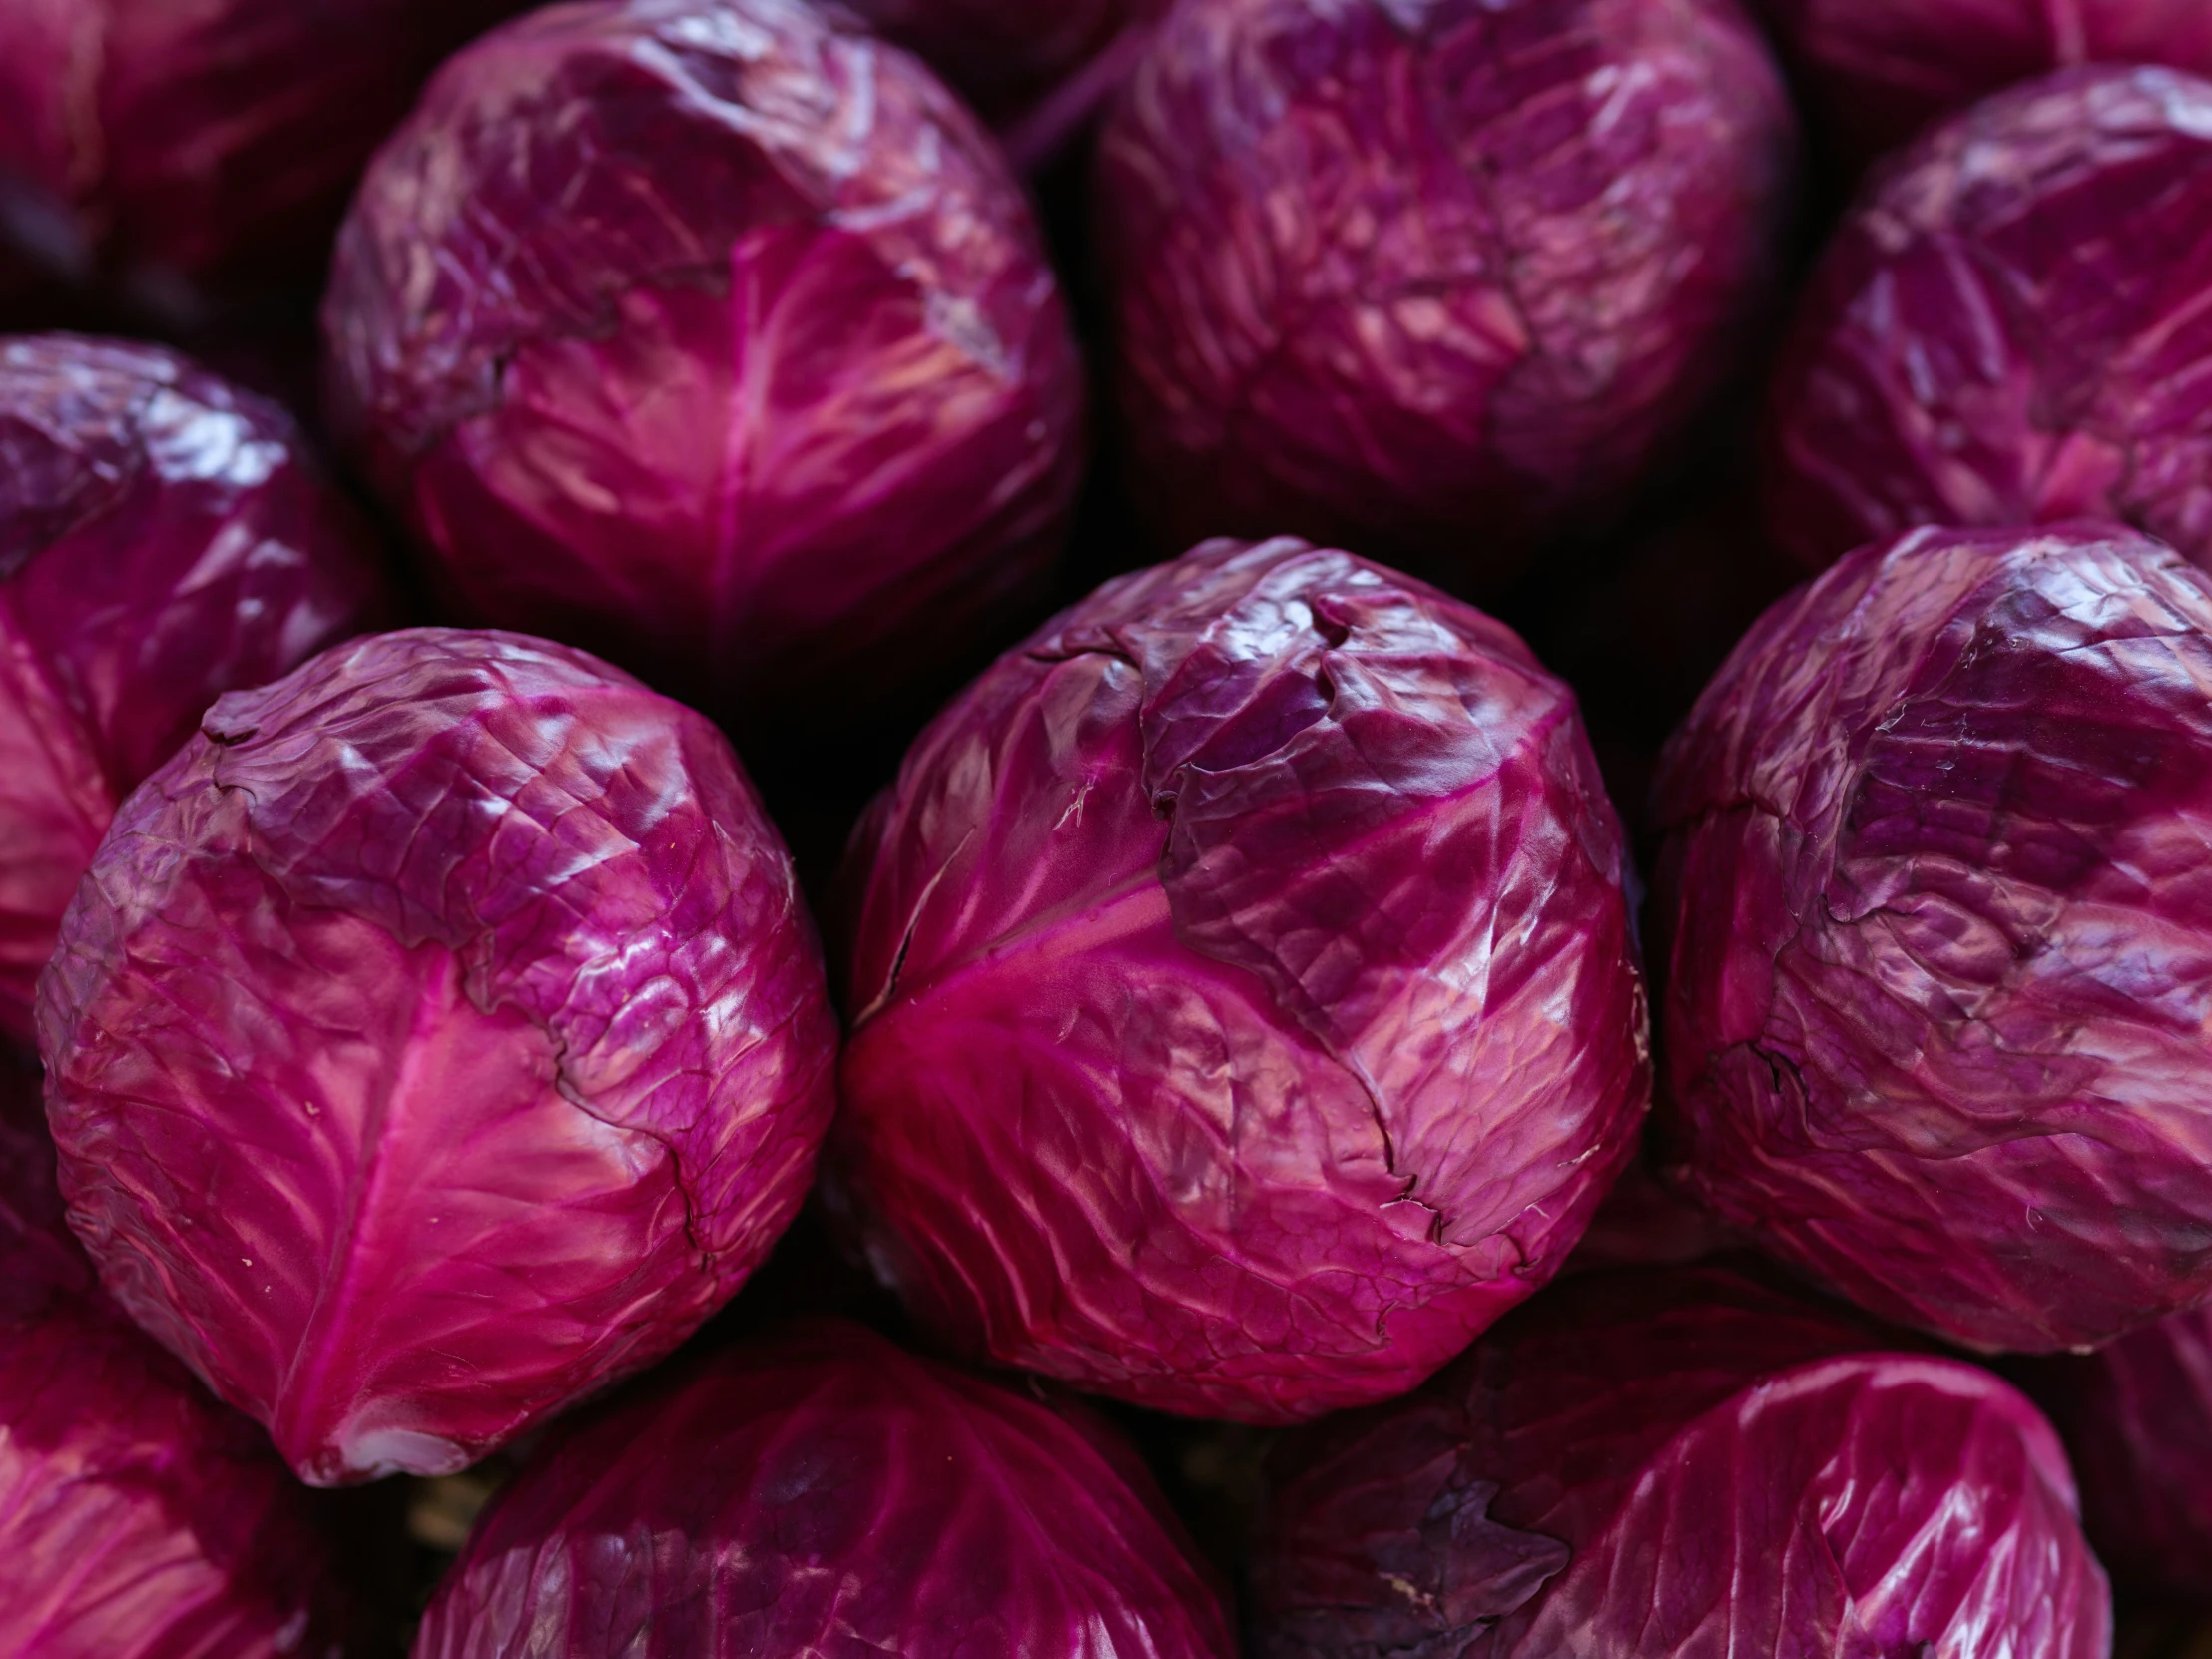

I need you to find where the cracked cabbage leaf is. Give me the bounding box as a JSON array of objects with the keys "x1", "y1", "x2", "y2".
[
  {"x1": 1655, "y1": 521, "x2": 2212, "y2": 1352},
  {"x1": 1093, "y1": 0, "x2": 1797, "y2": 584},
  {"x1": 36, "y1": 628, "x2": 837, "y2": 1485},
  {"x1": 833, "y1": 536, "x2": 1650, "y2": 1423},
  {"x1": 322, "y1": 0, "x2": 1085, "y2": 724}
]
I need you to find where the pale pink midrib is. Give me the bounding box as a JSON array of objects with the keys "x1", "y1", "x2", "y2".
[{"x1": 271, "y1": 945, "x2": 462, "y2": 1476}]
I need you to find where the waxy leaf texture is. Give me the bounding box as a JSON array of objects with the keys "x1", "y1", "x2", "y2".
[
  {"x1": 1254, "y1": 1264, "x2": 2110, "y2": 1657},
  {"x1": 836, "y1": 536, "x2": 1650, "y2": 1423},
  {"x1": 1656, "y1": 522, "x2": 2212, "y2": 1351},
  {"x1": 38, "y1": 629, "x2": 837, "y2": 1484},
  {"x1": 324, "y1": 0, "x2": 1085, "y2": 723},
  {"x1": 414, "y1": 1319, "x2": 1236, "y2": 1659},
  {"x1": 0, "y1": 334, "x2": 385, "y2": 1043},
  {"x1": 1095, "y1": 0, "x2": 1797, "y2": 582},
  {"x1": 0, "y1": 0, "x2": 529, "y2": 300},
  {"x1": 0, "y1": 1071, "x2": 348, "y2": 1659},
  {"x1": 1756, "y1": 0, "x2": 2212, "y2": 162},
  {"x1": 1769, "y1": 66, "x2": 2212, "y2": 572}
]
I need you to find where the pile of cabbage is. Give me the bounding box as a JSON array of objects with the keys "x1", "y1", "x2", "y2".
[{"x1": 11, "y1": 0, "x2": 2212, "y2": 1652}]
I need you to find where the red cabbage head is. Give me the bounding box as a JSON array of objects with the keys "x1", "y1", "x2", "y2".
[
  {"x1": 1757, "y1": 0, "x2": 2212, "y2": 163},
  {"x1": 834, "y1": 536, "x2": 1651, "y2": 1423},
  {"x1": 0, "y1": 333, "x2": 386, "y2": 1045},
  {"x1": 1252, "y1": 1263, "x2": 2111, "y2": 1658},
  {"x1": 2023, "y1": 1305, "x2": 2212, "y2": 1599},
  {"x1": 0, "y1": 0, "x2": 527, "y2": 312},
  {"x1": 36, "y1": 628, "x2": 838, "y2": 1485},
  {"x1": 0, "y1": 1073, "x2": 351, "y2": 1659},
  {"x1": 1093, "y1": 0, "x2": 1797, "y2": 583},
  {"x1": 413, "y1": 1318, "x2": 1236, "y2": 1659},
  {"x1": 323, "y1": 0, "x2": 1086, "y2": 724},
  {"x1": 1768, "y1": 66, "x2": 2212, "y2": 573},
  {"x1": 1655, "y1": 521, "x2": 2212, "y2": 1352}
]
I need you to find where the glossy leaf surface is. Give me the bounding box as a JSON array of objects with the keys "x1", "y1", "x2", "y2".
[
  {"x1": 0, "y1": 333, "x2": 385, "y2": 1043},
  {"x1": 38, "y1": 629, "x2": 838, "y2": 1483},
  {"x1": 1768, "y1": 67, "x2": 2212, "y2": 572},
  {"x1": 324, "y1": 0, "x2": 1085, "y2": 722},
  {"x1": 1254, "y1": 1264, "x2": 2111, "y2": 1658},
  {"x1": 836, "y1": 536, "x2": 1650, "y2": 1423},
  {"x1": 1655, "y1": 521, "x2": 2212, "y2": 1351},
  {"x1": 1094, "y1": 0, "x2": 1797, "y2": 582},
  {"x1": 0, "y1": 1070, "x2": 348, "y2": 1659},
  {"x1": 414, "y1": 1318, "x2": 1236, "y2": 1659}
]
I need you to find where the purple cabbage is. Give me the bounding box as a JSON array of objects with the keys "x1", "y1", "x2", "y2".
[
  {"x1": 1092, "y1": 0, "x2": 1797, "y2": 583},
  {"x1": 36, "y1": 628, "x2": 838, "y2": 1485},
  {"x1": 1757, "y1": 0, "x2": 2212, "y2": 163},
  {"x1": 1252, "y1": 1263, "x2": 2111, "y2": 1657},
  {"x1": 0, "y1": 0, "x2": 526, "y2": 313},
  {"x1": 2024, "y1": 1306, "x2": 2212, "y2": 1599},
  {"x1": 1767, "y1": 66, "x2": 2212, "y2": 573},
  {"x1": 0, "y1": 1073, "x2": 350, "y2": 1658},
  {"x1": 323, "y1": 0, "x2": 1086, "y2": 724},
  {"x1": 413, "y1": 1318, "x2": 1236, "y2": 1659},
  {"x1": 833, "y1": 536, "x2": 1650, "y2": 1424},
  {"x1": 0, "y1": 333, "x2": 386, "y2": 1044},
  {"x1": 1655, "y1": 521, "x2": 2212, "y2": 1352}
]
